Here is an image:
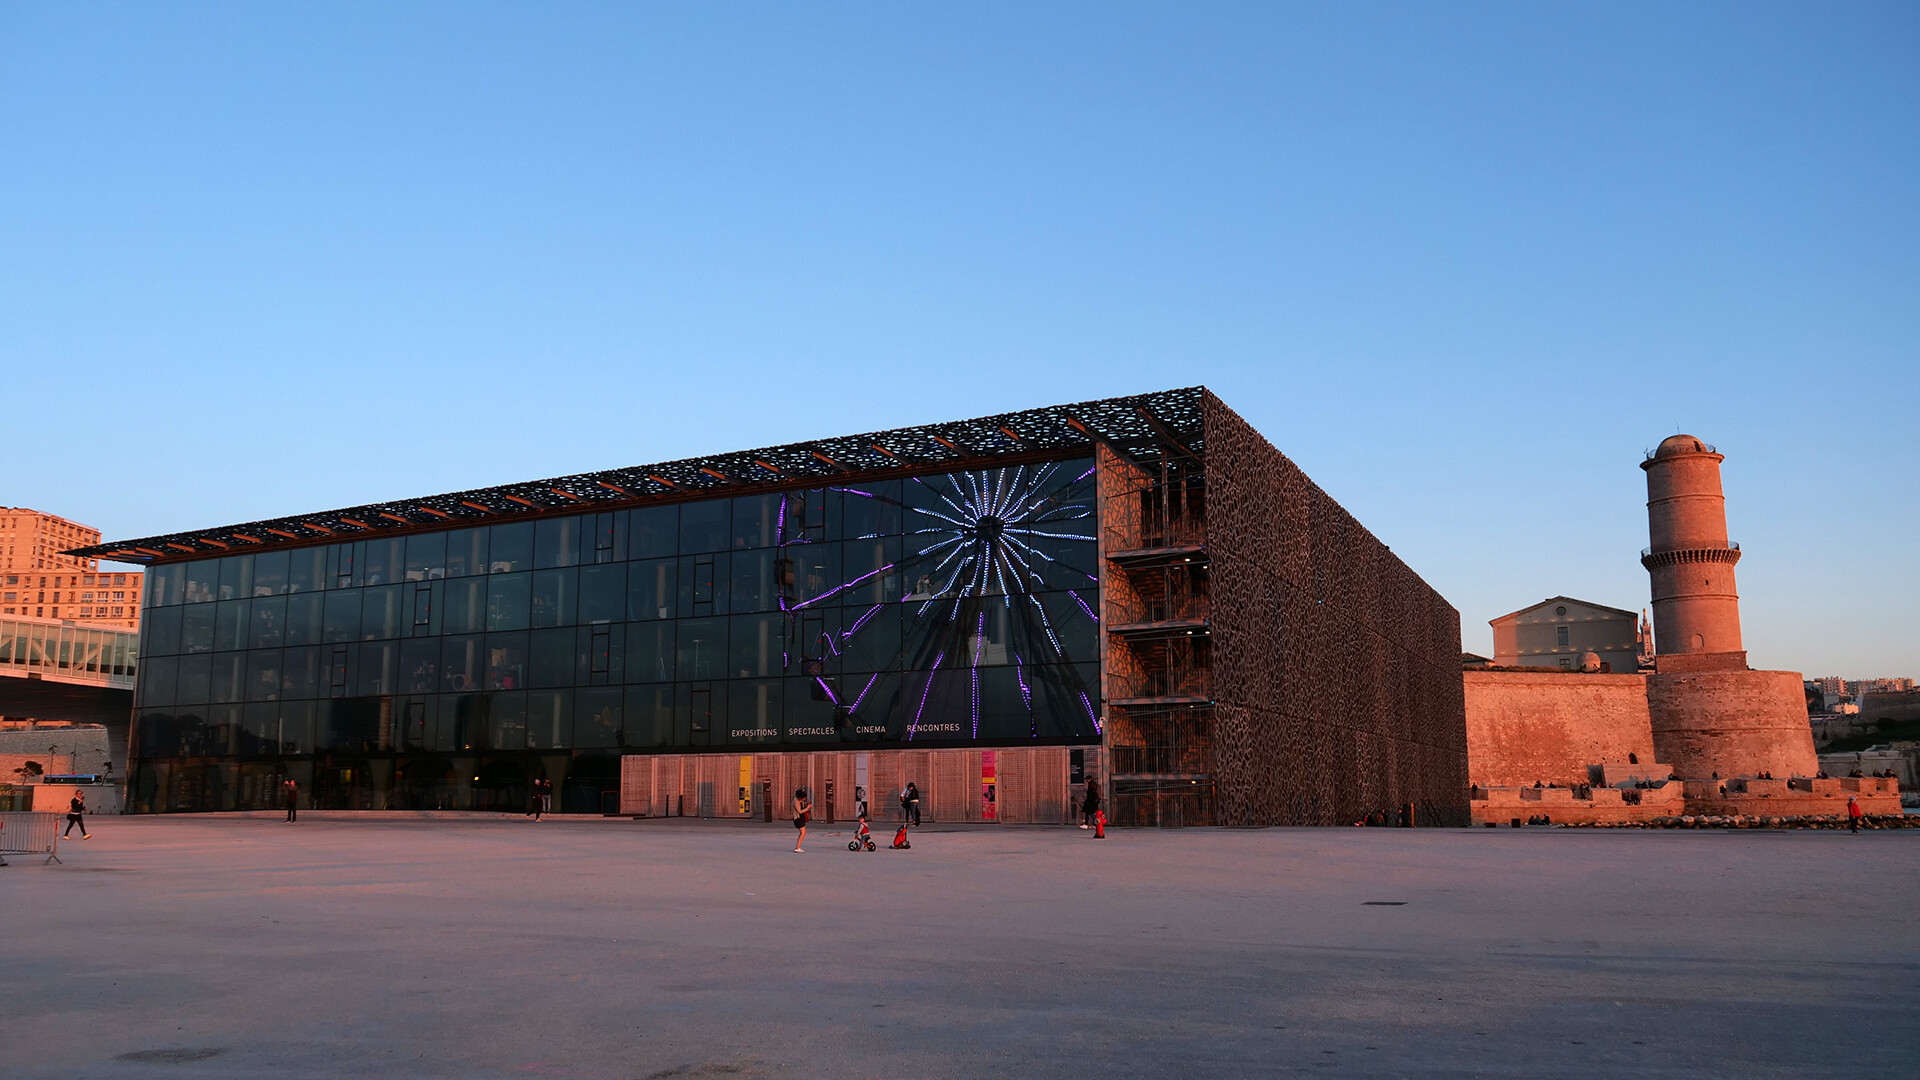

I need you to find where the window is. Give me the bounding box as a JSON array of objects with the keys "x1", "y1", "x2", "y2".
[
  {"x1": 1558, "y1": 657, "x2": 1573, "y2": 669},
  {"x1": 1556, "y1": 626, "x2": 1570, "y2": 647}
]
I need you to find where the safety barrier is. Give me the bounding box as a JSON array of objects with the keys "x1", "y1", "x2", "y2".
[{"x1": 0, "y1": 812, "x2": 62, "y2": 865}]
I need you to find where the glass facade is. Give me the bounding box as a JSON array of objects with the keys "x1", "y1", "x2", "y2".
[{"x1": 127, "y1": 460, "x2": 1102, "y2": 813}]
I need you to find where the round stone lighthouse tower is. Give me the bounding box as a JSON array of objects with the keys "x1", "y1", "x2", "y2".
[
  {"x1": 1640, "y1": 434, "x2": 1745, "y2": 670},
  {"x1": 1640, "y1": 435, "x2": 1818, "y2": 780}
]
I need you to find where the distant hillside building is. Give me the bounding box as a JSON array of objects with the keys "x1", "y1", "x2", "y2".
[{"x1": 1489, "y1": 597, "x2": 1644, "y2": 673}]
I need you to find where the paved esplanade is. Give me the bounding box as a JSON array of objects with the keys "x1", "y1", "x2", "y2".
[{"x1": 5, "y1": 818, "x2": 1915, "y2": 1079}]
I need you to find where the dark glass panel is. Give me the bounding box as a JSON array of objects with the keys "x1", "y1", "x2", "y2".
[
  {"x1": 180, "y1": 604, "x2": 216, "y2": 654},
  {"x1": 679, "y1": 498, "x2": 730, "y2": 554},
  {"x1": 278, "y1": 701, "x2": 316, "y2": 753},
  {"x1": 326, "y1": 644, "x2": 352, "y2": 698},
  {"x1": 574, "y1": 687, "x2": 621, "y2": 748},
  {"x1": 784, "y1": 542, "x2": 839, "y2": 606},
  {"x1": 329, "y1": 543, "x2": 357, "y2": 588},
  {"x1": 285, "y1": 593, "x2": 324, "y2": 647},
  {"x1": 148, "y1": 563, "x2": 185, "y2": 607},
  {"x1": 727, "y1": 680, "x2": 782, "y2": 745},
  {"x1": 282, "y1": 646, "x2": 321, "y2": 699},
  {"x1": 251, "y1": 550, "x2": 289, "y2": 596},
  {"x1": 587, "y1": 511, "x2": 624, "y2": 564},
  {"x1": 579, "y1": 623, "x2": 619, "y2": 684},
  {"x1": 535, "y1": 517, "x2": 581, "y2": 569},
  {"x1": 184, "y1": 561, "x2": 219, "y2": 605},
  {"x1": 404, "y1": 532, "x2": 447, "y2": 581},
  {"x1": 622, "y1": 685, "x2": 676, "y2": 747},
  {"x1": 209, "y1": 653, "x2": 246, "y2": 704},
  {"x1": 486, "y1": 572, "x2": 530, "y2": 631},
  {"x1": 394, "y1": 699, "x2": 437, "y2": 754},
  {"x1": 356, "y1": 642, "x2": 396, "y2": 697},
  {"x1": 361, "y1": 537, "x2": 404, "y2": 586},
  {"x1": 629, "y1": 504, "x2": 678, "y2": 560},
  {"x1": 248, "y1": 596, "x2": 286, "y2": 649},
  {"x1": 486, "y1": 631, "x2": 529, "y2": 690},
  {"x1": 322, "y1": 589, "x2": 362, "y2": 643},
  {"x1": 975, "y1": 666, "x2": 1031, "y2": 741},
  {"x1": 238, "y1": 704, "x2": 277, "y2": 757},
  {"x1": 361, "y1": 584, "x2": 403, "y2": 640},
  {"x1": 732, "y1": 493, "x2": 783, "y2": 550},
  {"x1": 216, "y1": 555, "x2": 253, "y2": 601},
  {"x1": 287, "y1": 547, "x2": 327, "y2": 594},
  {"x1": 138, "y1": 654, "x2": 179, "y2": 708},
  {"x1": 839, "y1": 480, "x2": 902, "y2": 537},
  {"x1": 624, "y1": 621, "x2": 674, "y2": 683},
  {"x1": 408, "y1": 582, "x2": 438, "y2": 636},
  {"x1": 578, "y1": 564, "x2": 624, "y2": 624},
  {"x1": 214, "y1": 599, "x2": 249, "y2": 652},
  {"x1": 528, "y1": 689, "x2": 572, "y2": 749},
  {"x1": 730, "y1": 549, "x2": 778, "y2": 613},
  {"x1": 245, "y1": 650, "x2": 282, "y2": 702},
  {"x1": 689, "y1": 682, "x2": 724, "y2": 745},
  {"x1": 441, "y1": 635, "x2": 483, "y2": 693},
  {"x1": 490, "y1": 691, "x2": 527, "y2": 751},
  {"x1": 144, "y1": 605, "x2": 183, "y2": 657},
  {"x1": 839, "y1": 604, "x2": 900, "y2": 672},
  {"x1": 676, "y1": 618, "x2": 726, "y2": 681},
  {"x1": 626, "y1": 558, "x2": 676, "y2": 621},
  {"x1": 729, "y1": 612, "x2": 785, "y2": 679},
  {"x1": 843, "y1": 670, "x2": 901, "y2": 741},
  {"x1": 443, "y1": 578, "x2": 486, "y2": 634},
  {"x1": 488, "y1": 522, "x2": 532, "y2": 574},
  {"x1": 841, "y1": 537, "x2": 901, "y2": 605},
  {"x1": 318, "y1": 698, "x2": 383, "y2": 754},
  {"x1": 677, "y1": 552, "x2": 728, "y2": 617},
  {"x1": 206, "y1": 704, "x2": 242, "y2": 757},
  {"x1": 1039, "y1": 591, "x2": 1099, "y2": 664},
  {"x1": 400, "y1": 639, "x2": 438, "y2": 694},
  {"x1": 445, "y1": 527, "x2": 488, "y2": 577},
  {"x1": 530, "y1": 568, "x2": 576, "y2": 628},
  {"x1": 445, "y1": 693, "x2": 488, "y2": 750},
  {"x1": 529, "y1": 627, "x2": 575, "y2": 688},
  {"x1": 784, "y1": 676, "x2": 842, "y2": 744}
]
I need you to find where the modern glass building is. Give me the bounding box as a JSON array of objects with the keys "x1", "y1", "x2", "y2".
[{"x1": 78, "y1": 389, "x2": 1470, "y2": 825}]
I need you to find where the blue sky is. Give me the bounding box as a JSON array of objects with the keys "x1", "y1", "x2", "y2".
[{"x1": 2, "y1": 2, "x2": 1914, "y2": 676}]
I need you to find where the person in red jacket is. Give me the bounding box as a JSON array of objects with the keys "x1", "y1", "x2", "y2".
[{"x1": 1847, "y1": 795, "x2": 1864, "y2": 833}]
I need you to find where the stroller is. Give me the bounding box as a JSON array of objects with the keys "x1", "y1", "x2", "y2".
[
  {"x1": 890, "y1": 822, "x2": 911, "y2": 850},
  {"x1": 847, "y1": 817, "x2": 877, "y2": 852}
]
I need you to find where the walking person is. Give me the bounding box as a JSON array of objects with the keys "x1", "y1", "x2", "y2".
[
  {"x1": 792, "y1": 788, "x2": 812, "y2": 852},
  {"x1": 1847, "y1": 795, "x2": 1863, "y2": 833},
  {"x1": 282, "y1": 777, "x2": 299, "y2": 823},
  {"x1": 1081, "y1": 778, "x2": 1101, "y2": 828},
  {"x1": 540, "y1": 777, "x2": 553, "y2": 818},
  {"x1": 63, "y1": 790, "x2": 90, "y2": 839},
  {"x1": 903, "y1": 781, "x2": 921, "y2": 827},
  {"x1": 528, "y1": 778, "x2": 544, "y2": 821}
]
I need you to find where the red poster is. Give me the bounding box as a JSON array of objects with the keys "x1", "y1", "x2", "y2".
[{"x1": 981, "y1": 750, "x2": 997, "y2": 821}]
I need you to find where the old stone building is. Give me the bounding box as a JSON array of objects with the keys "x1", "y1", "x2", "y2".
[{"x1": 1465, "y1": 436, "x2": 1900, "y2": 823}]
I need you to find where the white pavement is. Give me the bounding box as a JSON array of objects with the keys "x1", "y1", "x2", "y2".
[{"x1": 2, "y1": 815, "x2": 1916, "y2": 1079}]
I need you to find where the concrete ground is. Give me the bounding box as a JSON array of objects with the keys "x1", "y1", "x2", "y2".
[{"x1": 3, "y1": 815, "x2": 1917, "y2": 1080}]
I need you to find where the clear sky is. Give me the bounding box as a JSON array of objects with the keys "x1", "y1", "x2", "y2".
[{"x1": 3, "y1": 3, "x2": 1914, "y2": 677}]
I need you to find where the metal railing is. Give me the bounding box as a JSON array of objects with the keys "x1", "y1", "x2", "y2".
[{"x1": 0, "y1": 812, "x2": 63, "y2": 865}]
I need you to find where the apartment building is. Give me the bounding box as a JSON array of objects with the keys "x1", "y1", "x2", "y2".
[{"x1": 1, "y1": 508, "x2": 143, "y2": 628}]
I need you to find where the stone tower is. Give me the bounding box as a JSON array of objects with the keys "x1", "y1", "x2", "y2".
[
  {"x1": 1640, "y1": 435, "x2": 1744, "y2": 671},
  {"x1": 1639, "y1": 435, "x2": 1818, "y2": 779}
]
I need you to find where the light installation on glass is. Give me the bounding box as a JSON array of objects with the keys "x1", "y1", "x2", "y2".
[{"x1": 781, "y1": 461, "x2": 1101, "y2": 742}]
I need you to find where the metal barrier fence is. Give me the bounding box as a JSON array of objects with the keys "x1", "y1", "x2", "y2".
[{"x1": 0, "y1": 812, "x2": 63, "y2": 865}]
